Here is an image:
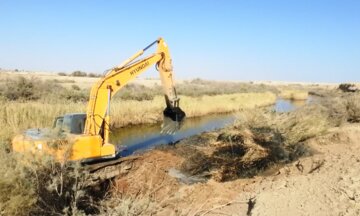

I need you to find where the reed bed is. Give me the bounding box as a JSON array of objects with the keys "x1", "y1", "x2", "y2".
[{"x1": 0, "y1": 102, "x2": 82, "y2": 142}]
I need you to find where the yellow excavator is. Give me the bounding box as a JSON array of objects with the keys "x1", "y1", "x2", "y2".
[{"x1": 12, "y1": 38, "x2": 186, "y2": 165}]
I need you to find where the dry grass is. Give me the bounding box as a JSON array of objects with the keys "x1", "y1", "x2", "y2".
[
  {"x1": 0, "y1": 146, "x2": 109, "y2": 215},
  {"x1": 0, "y1": 149, "x2": 37, "y2": 215},
  {"x1": 345, "y1": 94, "x2": 360, "y2": 122},
  {"x1": 99, "y1": 195, "x2": 155, "y2": 216},
  {"x1": 273, "y1": 106, "x2": 329, "y2": 145},
  {"x1": 0, "y1": 102, "x2": 84, "y2": 143}
]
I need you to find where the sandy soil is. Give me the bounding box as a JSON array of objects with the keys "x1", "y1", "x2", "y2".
[{"x1": 112, "y1": 123, "x2": 360, "y2": 216}]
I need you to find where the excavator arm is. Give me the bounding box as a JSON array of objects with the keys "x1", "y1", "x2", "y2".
[{"x1": 84, "y1": 38, "x2": 185, "y2": 144}]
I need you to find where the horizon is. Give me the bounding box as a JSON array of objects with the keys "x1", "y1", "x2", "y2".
[{"x1": 1, "y1": 1, "x2": 359, "y2": 83}]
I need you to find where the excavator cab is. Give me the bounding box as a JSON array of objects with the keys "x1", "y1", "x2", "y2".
[{"x1": 53, "y1": 114, "x2": 86, "y2": 135}]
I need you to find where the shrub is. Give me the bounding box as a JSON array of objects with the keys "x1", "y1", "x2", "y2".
[
  {"x1": 70, "y1": 71, "x2": 87, "y2": 77},
  {"x1": 3, "y1": 76, "x2": 40, "y2": 101},
  {"x1": 71, "y1": 84, "x2": 81, "y2": 91},
  {"x1": 0, "y1": 77, "x2": 81, "y2": 102},
  {"x1": 0, "y1": 149, "x2": 36, "y2": 215},
  {"x1": 114, "y1": 84, "x2": 160, "y2": 101},
  {"x1": 60, "y1": 89, "x2": 88, "y2": 102},
  {"x1": 277, "y1": 105, "x2": 329, "y2": 144},
  {"x1": 87, "y1": 73, "x2": 101, "y2": 78},
  {"x1": 339, "y1": 83, "x2": 358, "y2": 92},
  {"x1": 345, "y1": 94, "x2": 360, "y2": 122},
  {"x1": 189, "y1": 78, "x2": 209, "y2": 85},
  {"x1": 57, "y1": 72, "x2": 67, "y2": 76},
  {"x1": 0, "y1": 146, "x2": 105, "y2": 215},
  {"x1": 317, "y1": 93, "x2": 360, "y2": 125}
]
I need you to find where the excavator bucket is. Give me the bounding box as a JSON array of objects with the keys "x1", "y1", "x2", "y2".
[{"x1": 161, "y1": 106, "x2": 186, "y2": 134}]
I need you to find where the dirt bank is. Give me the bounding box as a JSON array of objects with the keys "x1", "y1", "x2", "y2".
[{"x1": 107, "y1": 123, "x2": 360, "y2": 216}]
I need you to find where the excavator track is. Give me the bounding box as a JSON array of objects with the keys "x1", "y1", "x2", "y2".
[{"x1": 82, "y1": 156, "x2": 140, "y2": 186}]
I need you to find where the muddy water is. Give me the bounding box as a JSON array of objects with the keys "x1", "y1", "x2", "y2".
[{"x1": 112, "y1": 98, "x2": 311, "y2": 156}]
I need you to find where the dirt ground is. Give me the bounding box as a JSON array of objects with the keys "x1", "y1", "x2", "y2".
[{"x1": 112, "y1": 123, "x2": 360, "y2": 216}]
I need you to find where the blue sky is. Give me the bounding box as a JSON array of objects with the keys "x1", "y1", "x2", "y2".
[{"x1": 0, "y1": 1, "x2": 359, "y2": 82}]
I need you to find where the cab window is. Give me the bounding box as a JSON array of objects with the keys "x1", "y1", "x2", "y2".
[
  {"x1": 62, "y1": 116, "x2": 72, "y2": 133},
  {"x1": 72, "y1": 116, "x2": 85, "y2": 134},
  {"x1": 53, "y1": 117, "x2": 63, "y2": 129}
]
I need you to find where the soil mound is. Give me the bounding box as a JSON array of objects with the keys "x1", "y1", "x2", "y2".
[{"x1": 113, "y1": 150, "x2": 183, "y2": 197}]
